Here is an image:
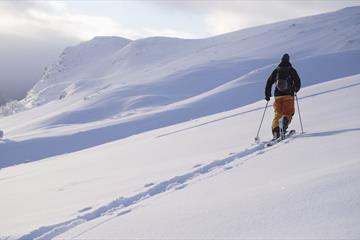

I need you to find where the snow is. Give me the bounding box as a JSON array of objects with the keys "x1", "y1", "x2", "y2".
[
  {"x1": 1, "y1": 6, "x2": 360, "y2": 240},
  {"x1": 1, "y1": 74, "x2": 359, "y2": 239}
]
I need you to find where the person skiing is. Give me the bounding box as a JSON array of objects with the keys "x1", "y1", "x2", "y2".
[{"x1": 265, "y1": 53, "x2": 301, "y2": 139}]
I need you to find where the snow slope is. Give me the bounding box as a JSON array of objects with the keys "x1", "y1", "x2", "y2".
[
  {"x1": 0, "y1": 6, "x2": 360, "y2": 239},
  {"x1": 0, "y1": 7, "x2": 360, "y2": 169},
  {"x1": 1, "y1": 74, "x2": 359, "y2": 239}
]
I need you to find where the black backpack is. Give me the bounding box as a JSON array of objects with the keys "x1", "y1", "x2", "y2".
[{"x1": 275, "y1": 66, "x2": 292, "y2": 92}]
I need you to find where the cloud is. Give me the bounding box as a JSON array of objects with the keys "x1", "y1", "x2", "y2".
[
  {"x1": 0, "y1": 2, "x2": 81, "y2": 102},
  {"x1": 149, "y1": 0, "x2": 360, "y2": 35},
  {"x1": 0, "y1": 1, "x2": 134, "y2": 41},
  {"x1": 201, "y1": 2, "x2": 296, "y2": 35},
  {"x1": 204, "y1": 11, "x2": 253, "y2": 36}
]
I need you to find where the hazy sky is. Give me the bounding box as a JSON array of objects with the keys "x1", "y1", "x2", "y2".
[{"x1": 0, "y1": 0, "x2": 359, "y2": 104}]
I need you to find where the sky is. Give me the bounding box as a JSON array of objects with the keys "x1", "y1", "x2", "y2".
[{"x1": 0, "y1": 0, "x2": 359, "y2": 104}]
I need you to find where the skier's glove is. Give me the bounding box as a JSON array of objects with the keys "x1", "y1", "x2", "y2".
[{"x1": 265, "y1": 95, "x2": 270, "y2": 101}]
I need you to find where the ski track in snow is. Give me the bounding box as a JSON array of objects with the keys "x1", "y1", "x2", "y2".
[{"x1": 18, "y1": 134, "x2": 298, "y2": 240}]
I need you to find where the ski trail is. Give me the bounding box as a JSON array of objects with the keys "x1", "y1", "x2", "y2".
[{"x1": 19, "y1": 134, "x2": 298, "y2": 240}]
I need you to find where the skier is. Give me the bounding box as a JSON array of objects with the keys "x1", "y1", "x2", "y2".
[{"x1": 265, "y1": 53, "x2": 301, "y2": 139}]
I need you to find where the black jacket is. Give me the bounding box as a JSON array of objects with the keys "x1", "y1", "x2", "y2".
[{"x1": 265, "y1": 61, "x2": 301, "y2": 98}]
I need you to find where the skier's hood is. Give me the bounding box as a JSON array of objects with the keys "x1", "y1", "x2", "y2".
[{"x1": 278, "y1": 61, "x2": 292, "y2": 67}]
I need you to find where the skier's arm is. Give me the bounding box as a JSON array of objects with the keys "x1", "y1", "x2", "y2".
[
  {"x1": 292, "y1": 68, "x2": 301, "y2": 92},
  {"x1": 265, "y1": 70, "x2": 276, "y2": 99}
]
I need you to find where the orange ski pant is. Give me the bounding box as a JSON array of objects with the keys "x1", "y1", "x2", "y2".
[{"x1": 272, "y1": 95, "x2": 295, "y2": 130}]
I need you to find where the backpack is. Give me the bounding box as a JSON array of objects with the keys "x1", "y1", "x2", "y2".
[{"x1": 275, "y1": 66, "x2": 292, "y2": 92}]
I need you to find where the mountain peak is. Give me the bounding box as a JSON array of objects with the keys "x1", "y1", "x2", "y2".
[{"x1": 90, "y1": 36, "x2": 132, "y2": 43}]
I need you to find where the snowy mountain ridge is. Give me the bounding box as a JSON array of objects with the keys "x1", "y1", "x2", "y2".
[{"x1": 19, "y1": 6, "x2": 360, "y2": 113}]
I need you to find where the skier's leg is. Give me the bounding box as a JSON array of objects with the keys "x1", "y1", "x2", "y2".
[
  {"x1": 273, "y1": 96, "x2": 288, "y2": 139},
  {"x1": 283, "y1": 96, "x2": 295, "y2": 127},
  {"x1": 272, "y1": 111, "x2": 282, "y2": 130},
  {"x1": 272, "y1": 97, "x2": 282, "y2": 139},
  {"x1": 272, "y1": 127, "x2": 280, "y2": 139}
]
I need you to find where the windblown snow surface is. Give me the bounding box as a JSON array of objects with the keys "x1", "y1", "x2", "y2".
[{"x1": 0, "y1": 6, "x2": 360, "y2": 240}]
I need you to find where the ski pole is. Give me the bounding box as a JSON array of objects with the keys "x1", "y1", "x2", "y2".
[
  {"x1": 254, "y1": 101, "x2": 269, "y2": 142},
  {"x1": 295, "y1": 93, "x2": 304, "y2": 134}
]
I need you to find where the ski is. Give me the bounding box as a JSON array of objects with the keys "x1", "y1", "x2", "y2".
[{"x1": 265, "y1": 129, "x2": 296, "y2": 147}]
